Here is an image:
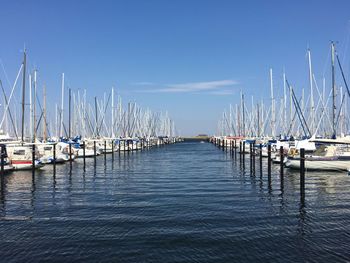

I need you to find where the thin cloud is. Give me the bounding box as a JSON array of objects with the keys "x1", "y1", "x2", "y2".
[
  {"x1": 131, "y1": 81, "x2": 155, "y2": 86},
  {"x1": 142, "y1": 80, "x2": 238, "y2": 93},
  {"x1": 209, "y1": 90, "x2": 236, "y2": 95}
]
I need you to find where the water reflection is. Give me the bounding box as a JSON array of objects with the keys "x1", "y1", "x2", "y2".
[{"x1": 0, "y1": 143, "x2": 349, "y2": 262}]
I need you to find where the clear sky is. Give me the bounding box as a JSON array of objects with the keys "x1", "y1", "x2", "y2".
[{"x1": 1, "y1": 0, "x2": 350, "y2": 136}]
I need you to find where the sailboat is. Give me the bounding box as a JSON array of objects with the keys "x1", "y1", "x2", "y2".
[
  {"x1": 286, "y1": 43, "x2": 350, "y2": 171},
  {"x1": 5, "y1": 50, "x2": 44, "y2": 170}
]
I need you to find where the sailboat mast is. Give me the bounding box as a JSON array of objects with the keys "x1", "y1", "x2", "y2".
[
  {"x1": 241, "y1": 92, "x2": 245, "y2": 137},
  {"x1": 43, "y1": 84, "x2": 47, "y2": 141},
  {"x1": 270, "y1": 68, "x2": 275, "y2": 138},
  {"x1": 111, "y1": 87, "x2": 114, "y2": 137},
  {"x1": 283, "y1": 71, "x2": 287, "y2": 135},
  {"x1": 331, "y1": 42, "x2": 336, "y2": 138},
  {"x1": 21, "y1": 49, "x2": 26, "y2": 143},
  {"x1": 95, "y1": 96, "x2": 98, "y2": 137},
  {"x1": 60, "y1": 73, "x2": 65, "y2": 137},
  {"x1": 33, "y1": 70, "x2": 37, "y2": 141},
  {"x1": 29, "y1": 74, "x2": 33, "y2": 140},
  {"x1": 68, "y1": 88, "x2": 71, "y2": 138},
  {"x1": 308, "y1": 49, "x2": 315, "y2": 135}
]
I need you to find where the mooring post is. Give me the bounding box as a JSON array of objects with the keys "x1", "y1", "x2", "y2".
[
  {"x1": 94, "y1": 141, "x2": 96, "y2": 158},
  {"x1": 249, "y1": 143, "x2": 253, "y2": 172},
  {"x1": 253, "y1": 143, "x2": 256, "y2": 171},
  {"x1": 280, "y1": 146, "x2": 284, "y2": 176},
  {"x1": 300, "y1": 148, "x2": 305, "y2": 195},
  {"x1": 111, "y1": 140, "x2": 114, "y2": 160},
  {"x1": 249, "y1": 143, "x2": 252, "y2": 158},
  {"x1": 239, "y1": 141, "x2": 242, "y2": 160},
  {"x1": 267, "y1": 144, "x2": 271, "y2": 175},
  {"x1": 222, "y1": 139, "x2": 225, "y2": 151},
  {"x1": 32, "y1": 144, "x2": 36, "y2": 173},
  {"x1": 1, "y1": 145, "x2": 4, "y2": 177},
  {"x1": 234, "y1": 140, "x2": 237, "y2": 154},
  {"x1": 52, "y1": 143, "x2": 56, "y2": 165},
  {"x1": 259, "y1": 143, "x2": 262, "y2": 169},
  {"x1": 104, "y1": 140, "x2": 107, "y2": 159},
  {"x1": 83, "y1": 141, "x2": 86, "y2": 168},
  {"x1": 69, "y1": 143, "x2": 72, "y2": 163}
]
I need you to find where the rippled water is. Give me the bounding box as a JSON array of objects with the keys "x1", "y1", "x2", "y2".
[{"x1": 0, "y1": 142, "x2": 350, "y2": 262}]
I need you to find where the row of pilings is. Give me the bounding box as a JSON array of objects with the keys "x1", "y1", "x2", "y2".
[{"x1": 211, "y1": 137, "x2": 306, "y2": 202}]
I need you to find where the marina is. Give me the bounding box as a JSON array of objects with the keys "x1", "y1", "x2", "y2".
[
  {"x1": 2, "y1": 1, "x2": 350, "y2": 262},
  {"x1": 1, "y1": 142, "x2": 350, "y2": 262}
]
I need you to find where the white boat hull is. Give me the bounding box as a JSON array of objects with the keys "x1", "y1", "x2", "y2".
[{"x1": 286, "y1": 158, "x2": 350, "y2": 171}]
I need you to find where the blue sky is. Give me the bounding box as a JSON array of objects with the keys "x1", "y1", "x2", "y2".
[{"x1": 1, "y1": 0, "x2": 350, "y2": 136}]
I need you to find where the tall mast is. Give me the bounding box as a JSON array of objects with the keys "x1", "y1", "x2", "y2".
[
  {"x1": 95, "y1": 96, "x2": 98, "y2": 137},
  {"x1": 21, "y1": 49, "x2": 26, "y2": 143},
  {"x1": 236, "y1": 104, "x2": 240, "y2": 136},
  {"x1": 229, "y1": 104, "x2": 232, "y2": 136},
  {"x1": 241, "y1": 91, "x2": 245, "y2": 137},
  {"x1": 55, "y1": 103, "x2": 58, "y2": 137},
  {"x1": 43, "y1": 84, "x2": 47, "y2": 141},
  {"x1": 29, "y1": 74, "x2": 33, "y2": 140},
  {"x1": 111, "y1": 87, "x2": 114, "y2": 137},
  {"x1": 283, "y1": 70, "x2": 287, "y2": 135},
  {"x1": 270, "y1": 68, "x2": 275, "y2": 137},
  {"x1": 308, "y1": 49, "x2": 315, "y2": 135},
  {"x1": 60, "y1": 73, "x2": 65, "y2": 137},
  {"x1": 331, "y1": 42, "x2": 336, "y2": 138},
  {"x1": 68, "y1": 88, "x2": 71, "y2": 138},
  {"x1": 257, "y1": 103, "x2": 260, "y2": 137},
  {"x1": 33, "y1": 70, "x2": 37, "y2": 141}
]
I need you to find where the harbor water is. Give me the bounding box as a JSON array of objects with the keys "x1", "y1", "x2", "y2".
[{"x1": 0, "y1": 142, "x2": 350, "y2": 262}]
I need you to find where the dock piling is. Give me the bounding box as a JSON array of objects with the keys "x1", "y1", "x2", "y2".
[
  {"x1": 1, "y1": 145, "x2": 4, "y2": 177},
  {"x1": 69, "y1": 143, "x2": 72, "y2": 163},
  {"x1": 32, "y1": 144, "x2": 35, "y2": 174},
  {"x1": 111, "y1": 140, "x2": 114, "y2": 160},
  {"x1": 94, "y1": 141, "x2": 96, "y2": 159},
  {"x1": 267, "y1": 144, "x2": 271, "y2": 176},
  {"x1": 300, "y1": 148, "x2": 305, "y2": 195},
  {"x1": 104, "y1": 140, "x2": 107, "y2": 159},
  {"x1": 280, "y1": 146, "x2": 284, "y2": 176}
]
